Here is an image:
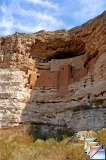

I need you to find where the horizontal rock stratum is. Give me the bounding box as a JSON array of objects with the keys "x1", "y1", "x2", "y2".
[{"x1": 0, "y1": 11, "x2": 106, "y2": 136}]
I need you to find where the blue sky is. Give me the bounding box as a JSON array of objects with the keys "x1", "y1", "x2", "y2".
[{"x1": 0, "y1": 0, "x2": 106, "y2": 35}]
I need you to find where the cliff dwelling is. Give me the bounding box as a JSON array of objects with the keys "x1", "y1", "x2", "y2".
[{"x1": 28, "y1": 55, "x2": 87, "y2": 95}]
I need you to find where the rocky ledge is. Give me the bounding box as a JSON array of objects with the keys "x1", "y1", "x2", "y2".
[{"x1": 0, "y1": 11, "x2": 106, "y2": 136}]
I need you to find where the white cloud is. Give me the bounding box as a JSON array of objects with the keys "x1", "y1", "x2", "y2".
[
  {"x1": 73, "y1": 0, "x2": 106, "y2": 22},
  {"x1": 0, "y1": 4, "x2": 15, "y2": 35},
  {"x1": 23, "y1": 0, "x2": 58, "y2": 9},
  {"x1": 0, "y1": 0, "x2": 106, "y2": 35},
  {"x1": 0, "y1": 0, "x2": 63, "y2": 35}
]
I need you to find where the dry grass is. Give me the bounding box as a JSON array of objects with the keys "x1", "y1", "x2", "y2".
[{"x1": 0, "y1": 126, "x2": 105, "y2": 160}]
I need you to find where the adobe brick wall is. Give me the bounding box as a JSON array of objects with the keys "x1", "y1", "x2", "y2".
[
  {"x1": 28, "y1": 70, "x2": 39, "y2": 89},
  {"x1": 51, "y1": 58, "x2": 73, "y2": 71},
  {"x1": 35, "y1": 63, "x2": 87, "y2": 95},
  {"x1": 33, "y1": 55, "x2": 87, "y2": 95},
  {"x1": 73, "y1": 68, "x2": 87, "y2": 82},
  {"x1": 51, "y1": 55, "x2": 85, "y2": 71},
  {"x1": 35, "y1": 70, "x2": 58, "y2": 87},
  {"x1": 57, "y1": 65, "x2": 71, "y2": 95},
  {"x1": 72, "y1": 55, "x2": 85, "y2": 69},
  {"x1": 35, "y1": 64, "x2": 73, "y2": 95}
]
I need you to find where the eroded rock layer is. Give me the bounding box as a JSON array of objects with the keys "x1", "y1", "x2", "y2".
[{"x1": 0, "y1": 11, "x2": 106, "y2": 133}]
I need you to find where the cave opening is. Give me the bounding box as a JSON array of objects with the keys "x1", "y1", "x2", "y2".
[{"x1": 47, "y1": 50, "x2": 85, "y2": 61}]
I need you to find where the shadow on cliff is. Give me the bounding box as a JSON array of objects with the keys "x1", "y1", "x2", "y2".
[
  {"x1": 20, "y1": 86, "x2": 106, "y2": 141},
  {"x1": 20, "y1": 87, "x2": 75, "y2": 141}
]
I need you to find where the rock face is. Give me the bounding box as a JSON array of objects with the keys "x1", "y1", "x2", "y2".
[{"x1": 0, "y1": 11, "x2": 106, "y2": 135}]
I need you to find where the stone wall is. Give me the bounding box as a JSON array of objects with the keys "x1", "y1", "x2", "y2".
[
  {"x1": 57, "y1": 65, "x2": 71, "y2": 95},
  {"x1": 51, "y1": 55, "x2": 85, "y2": 71},
  {"x1": 35, "y1": 55, "x2": 87, "y2": 95},
  {"x1": 35, "y1": 70, "x2": 58, "y2": 87},
  {"x1": 35, "y1": 62, "x2": 87, "y2": 96},
  {"x1": 27, "y1": 70, "x2": 39, "y2": 89}
]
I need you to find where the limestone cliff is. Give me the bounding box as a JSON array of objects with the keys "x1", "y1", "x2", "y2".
[{"x1": 0, "y1": 11, "x2": 106, "y2": 135}]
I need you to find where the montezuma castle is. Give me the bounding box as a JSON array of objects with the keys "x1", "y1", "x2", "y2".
[
  {"x1": 28, "y1": 55, "x2": 87, "y2": 96},
  {"x1": 0, "y1": 11, "x2": 106, "y2": 137}
]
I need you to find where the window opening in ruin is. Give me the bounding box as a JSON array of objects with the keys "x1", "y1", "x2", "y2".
[
  {"x1": 84, "y1": 63, "x2": 86, "y2": 68},
  {"x1": 84, "y1": 84, "x2": 86, "y2": 88},
  {"x1": 101, "y1": 92, "x2": 103, "y2": 96},
  {"x1": 88, "y1": 95, "x2": 90, "y2": 99},
  {"x1": 70, "y1": 66, "x2": 73, "y2": 78},
  {"x1": 62, "y1": 68, "x2": 64, "y2": 70},
  {"x1": 37, "y1": 75, "x2": 39, "y2": 78}
]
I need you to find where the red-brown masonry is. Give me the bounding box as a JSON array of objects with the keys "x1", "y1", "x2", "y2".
[
  {"x1": 57, "y1": 65, "x2": 72, "y2": 95},
  {"x1": 35, "y1": 70, "x2": 58, "y2": 87},
  {"x1": 73, "y1": 68, "x2": 87, "y2": 82},
  {"x1": 29, "y1": 64, "x2": 87, "y2": 95},
  {"x1": 28, "y1": 70, "x2": 39, "y2": 89}
]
